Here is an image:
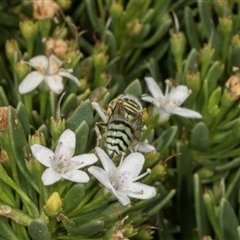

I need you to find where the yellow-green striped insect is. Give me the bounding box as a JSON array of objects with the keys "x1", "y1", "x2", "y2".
[{"x1": 94, "y1": 94, "x2": 143, "y2": 158}]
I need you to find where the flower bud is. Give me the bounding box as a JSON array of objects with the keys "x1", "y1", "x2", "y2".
[
  {"x1": 144, "y1": 151, "x2": 160, "y2": 168},
  {"x1": 170, "y1": 30, "x2": 186, "y2": 77},
  {"x1": 200, "y1": 44, "x2": 215, "y2": 79},
  {"x1": 52, "y1": 26, "x2": 68, "y2": 39},
  {"x1": 127, "y1": 19, "x2": 143, "y2": 37},
  {"x1": 28, "y1": 131, "x2": 46, "y2": 146},
  {"x1": 78, "y1": 77, "x2": 88, "y2": 93},
  {"x1": 135, "y1": 228, "x2": 155, "y2": 240},
  {"x1": 218, "y1": 17, "x2": 232, "y2": 36},
  {"x1": 5, "y1": 39, "x2": 21, "y2": 67},
  {"x1": 121, "y1": 224, "x2": 136, "y2": 237},
  {"x1": 19, "y1": 19, "x2": 38, "y2": 40},
  {"x1": 128, "y1": 212, "x2": 147, "y2": 226},
  {"x1": 14, "y1": 62, "x2": 31, "y2": 84},
  {"x1": 143, "y1": 164, "x2": 166, "y2": 184},
  {"x1": 44, "y1": 192, "x2": 62, "y2": 217},
  {"x1": 50, "y1": 117, "x2": 66, "y2": 142},
  {"x1": 56, "y1": 0, "x2": 71, "y2": 10},
  {"x1": 93, "y1": 52, "x2": 109, "y2": 71},
  {"x1": 232, "y1": 33, "x2": 240, "y2": 47},
  {"x1": 0, "y1": 149, "x2": 9, "y2": 164},
  {"x1": 26, "y1": 154, "x2": 45, "y2": 179},
  {"x1": 186, "y1": 71, "x2": 201, "y2": 103},
  {"x1": 109, "y1": 1, "x2": 123, "y2": 17},
  {"x1": 62, "y1": 50, "x2": 82, "y2": 69},
  {"x1": 197, "y1": 167, "x2": 214, "y2": 179}
]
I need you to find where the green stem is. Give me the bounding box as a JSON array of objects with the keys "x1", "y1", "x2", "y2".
[{"x1": 40, "y1": 88, "x2": 49, "y2": 119}]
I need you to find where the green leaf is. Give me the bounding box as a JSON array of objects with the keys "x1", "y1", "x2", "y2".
[
  {"x1": 156, "y1": 126, "x2": 177, "y2": 151},
  {"x1": 124, "y1": 79, "x2": 142, "y2": 97},
  {"x1": 176, "y1": 142, "x2": 195, "y2": 240},
  {"x1": 232, "y1": 45, "x2": 240, "y2": 69},
  {"x1": 63, "y1": 219, "x2": 104, "y2": 236},
  {"x1": 219, "y1": 198, "x2": 239, "y2": 240},
  {"x1": 0, "y1": 106, "x2": 38, "y2": 192},
  {"x1": 206, "y1": 61, "x2": 224, "y2": 94},
  {"x1": 190, "y1": 122, "x2": 209, "y2": 151},
  {"x1": 0, "y1": 217, "x2": 18, "y2": 240},
  {"x1": 193, "y1": 174, "x2": 208, "y2": 238},
  {"x1": 62, "y1": 183, "x2": 85, "y2": 213},
  {"x1": 203, "y1": 192, "x2": 223, "y2": 240},
  {"x1": 184, "y1": 7, "x2": 201, "y2": 50},
  {"x1": 61, "y1": 93, "x2": 78, "y2": 116},
  {"x1": 75, "y1": 121, "x2": 89, "y2": 154},
  {"x1": 67, "y1": 99, "x2": 93, "y2": 131},
  {"x1": 16, "y1": 102, "x2": 30, "y2": 137},
  {"x1": 28, "y1": 219, "x2": 51, "y2": 240}
]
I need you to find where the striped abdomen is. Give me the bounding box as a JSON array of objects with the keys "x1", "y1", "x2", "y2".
[{"x1": 106, "y1": 119, "x2": 134, "y2": 158}]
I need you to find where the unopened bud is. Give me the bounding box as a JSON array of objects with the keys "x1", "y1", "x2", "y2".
[
  {"x1": 19, "y1": 19, "x2": 37, "y2": 40},
  {"x1": 56, "y1": 0, "x2": 71, "y2": 10},
  {"x1": 200, "y1": 44, "x2": 215, "y2": 79},
  {"x1": 50, "y1": 117, "x2": 66, "y2": 142},
  {"x1": 44, "y1": 192, "x2": 62, "y2": 217},
  {"x1": 5, "y1": 39, "x2": 21, "y2": 66},
  {"x1": 14, "y1": 62, "x2": 31, "y2": 84},
  {"x1": 110, "y1": 1, "x2": 123, "y2": 17},
  {"x1": 127, "y1": 19, "x2": 143, "y2": 37}
]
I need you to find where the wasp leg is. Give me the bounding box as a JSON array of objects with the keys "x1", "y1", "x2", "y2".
[{"x1": 95, "y1": 122, "x2": 107, "y2": 146}]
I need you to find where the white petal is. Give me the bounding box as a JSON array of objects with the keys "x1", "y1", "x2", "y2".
[
  {"x1": 61, "y1": 169, "x2": 89, "y2": 183},
  {"x1": 45, "y1": 75, "x2": 63, "y2": 94},
  {"x1": 169, "y1": 85, "x2": 190, "y2": 105},
  {"x1": 137, "y1": 142, "x2": 155, "y2": 152},
  {"x1": 92, "y1": 102, "x2": 108, "y2": 123},
  {"x1": 112, "y1": 189, "x2": 130, "y2": 206},
  {"x1": 88, "y1": 166, "x2": 113, "y2": 189},
  {"x1": 29, "y1": 56, "x2": 48, "y2": 69},
  {"x1": 95, "y1": 147, "x2": 116, "y2": 174},
  {"x1": 119, "y1": 152, "x2": 144, "y2": 180},
  {"x1": 31, "y1": 144, "x2": 54, "y2": 167},
  {"x1": 18, "y1": 71, "x2": 43, "y2": 94},
  {"x1": 41, "y1": 168, "x2": 61, "y2": 185},
  {"x1": 153, "y1": 106, "x2": 170, "y2": 123},
  {"x1": 71, "y1": 153, "x2": 98, "y2": 169},
  {"x1": 173, "y1": 107, "x2": 202, "y2": 118},
  {"x1": 141, "y1": 95, "x2": 161, "y2": 108},
  {"x1": 59, "y1": 71, "x2": 80, "y2": 86},
  {"x1": 127, "y1": 182, "x2": 156, "y2": 200},
  {"x1": 144, "y1": 77, "x2": 163, "y2": 99},
  {"x1": 55, "y1": 129, "x2": 76, "y2": 160}
]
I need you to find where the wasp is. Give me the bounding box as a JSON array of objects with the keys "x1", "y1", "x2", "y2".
[{"x1": 92, "y1": 94, "x2": 143, "y2": 158}]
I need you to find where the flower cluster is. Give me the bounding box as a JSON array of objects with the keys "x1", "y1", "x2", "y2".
[{"x1": 32, "y1": 129, "x2": 156, "y2": 206}]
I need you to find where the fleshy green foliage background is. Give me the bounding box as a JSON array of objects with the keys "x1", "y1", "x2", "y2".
[{"x1": 0, "y1": 0, "x2": 240, "y2": 239}]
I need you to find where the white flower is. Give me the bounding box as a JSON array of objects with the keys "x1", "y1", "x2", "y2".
[
  {"x1": 142, "y1": 77, "x2": 202, "y2": 122},
  {"x1": 18, "y1": 54, "x2": 80, "y2": 94},
  {"x1": 91, "y1": 102, "x2": 155, "y2": 153},
  {"x1": 31, "y1": 129, "x2": 98, "y2": 186},
  {"x1": 88, "y1": 147, "x2": 156, "y2": 206}
]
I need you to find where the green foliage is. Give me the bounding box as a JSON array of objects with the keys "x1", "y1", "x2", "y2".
[{"x1": 0, "y1": 0, "x2": 239, "y2": 239}]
